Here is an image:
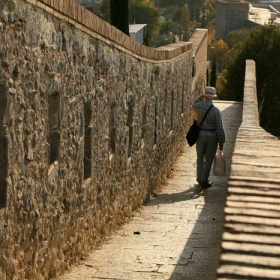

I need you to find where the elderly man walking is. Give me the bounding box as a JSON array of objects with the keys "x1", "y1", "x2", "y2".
[{"x1": 192, "y1": 86, "x2": 225, "y2": 189}]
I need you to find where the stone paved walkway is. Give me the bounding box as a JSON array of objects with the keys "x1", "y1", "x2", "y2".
[{"x1": 59, "y1": 101, "x2": 242, "y2": 280}]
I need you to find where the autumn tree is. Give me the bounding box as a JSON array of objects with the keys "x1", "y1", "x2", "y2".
[{"x1": 208, "y1": 39, "x2": 229, "y2": 72}]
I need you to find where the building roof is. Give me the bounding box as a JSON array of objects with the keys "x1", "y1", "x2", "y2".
[
  {"x1": 248, "y1": 5, "x2": 273, "y2": 24},
  {"x1": 129, "y1": 24, "x2": 147, "y2": 34},
  {"x1": 260, "y1": 0, "x2": 280, "y2": 2}
]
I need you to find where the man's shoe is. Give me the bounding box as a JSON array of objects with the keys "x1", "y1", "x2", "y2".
[{"x1": 201, "y1": 181, "x2": 213, "y2": 189}]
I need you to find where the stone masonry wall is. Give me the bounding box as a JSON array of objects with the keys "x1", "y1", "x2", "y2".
[{"x1": 0, "y1": 1, "x2": 207, "y2": 279}]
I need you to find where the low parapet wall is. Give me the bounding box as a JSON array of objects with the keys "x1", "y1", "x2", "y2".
[
  {"x1": 189, "y1": 28, "x2": 208, "y2": 94},
  {"x1": 25, "y1": 0, "x2": 192, "y2": 61},
  {"x1": 217, "y1": 60, "x2": 280, "y2": 279},
  {"x1": 0, "y1": 1, "x2": 208, "y2": 279}
]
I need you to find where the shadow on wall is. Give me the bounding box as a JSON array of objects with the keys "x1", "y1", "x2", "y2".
[{"x1": 0, "y1": 84, "x2": 8, "y2": 207}]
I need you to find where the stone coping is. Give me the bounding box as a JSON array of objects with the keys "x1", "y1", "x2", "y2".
[
  {"x1": 217, "y1": 60, "x2": 280, "y2": 279},
  {"x1": 26, "y1": 0, "x2": 193, "y2": 62}
]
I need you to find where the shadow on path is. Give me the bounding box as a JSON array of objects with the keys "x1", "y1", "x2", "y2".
[
  {"x1": 169, "y1": 101, "x2": 242, "y2": 280},
  {"x1": 142, "y1": 101, "x2": 242, "y2": 280}
]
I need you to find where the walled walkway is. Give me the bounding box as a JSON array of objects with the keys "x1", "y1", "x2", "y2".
[{"x1": 59, "y1": 101, "x2": 242, "y2": 280}]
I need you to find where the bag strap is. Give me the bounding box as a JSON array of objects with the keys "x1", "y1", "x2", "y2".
[{"x1": 199, "y1": 105, "x2": 213, "y2": 126}]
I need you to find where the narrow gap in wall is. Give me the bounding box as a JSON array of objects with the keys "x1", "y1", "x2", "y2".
[
  {"x1": 109, "y1": 103, "x2": 116, "y2": 156},
  {"x1": 154, "y1": 98, "x2": 158, "y2": 145},
  {"x1": 171, "y1": 90, "x2": 174, "y2": 131},
  {"x1": 0, "y1": 84, "x2": 8, "y2": 207},
  {"x1": 163, "y1": 89, "x2": 167, "y2": 125},
  {"x1": 141, "y1": 104, "x2": 147, "y2": 140},
  {"x1": 84, "y1": 101, "x2": 92, "y2": 180},
  {"x1": 181, "y1": 83, "x2": 185, "y2": 114},
  {"x1": 127, "y1": 101, "x2": 134, "y2": 158},
  {"x1": 48, "y1": 93, "x2": 60, "y2": 166}
]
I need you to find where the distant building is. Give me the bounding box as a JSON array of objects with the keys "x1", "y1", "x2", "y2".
[
  {"x1": 129, "y1": 24, "x2": 147, "y2": 44},
  {"x1": 259, "y1": 0, "x2": 280, "y2": 12},
  {"x1": 76, "y1": 0, "x2": 103, "y2": 12},
  {"x1": 216, "y1": 0, "x2": 280, "y2": 40}
]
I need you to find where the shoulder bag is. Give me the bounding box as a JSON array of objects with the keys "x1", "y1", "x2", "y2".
[{"x1": 186, "y1": 105, "x2": 213, "y2": 147}]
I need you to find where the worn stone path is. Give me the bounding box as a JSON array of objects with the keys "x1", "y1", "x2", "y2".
[{"x1": 59, "y1": 101, "x2": 242, "y2": 280}]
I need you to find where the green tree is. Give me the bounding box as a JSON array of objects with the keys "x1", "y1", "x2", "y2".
[
  {"x1": 180, "y1": 4, "x2": 190, "y2": 40},
  {"x1": 159, "y1": 20, "x2": 175, "y2": 35},
  {"x1": 157, "y1": 0, "x2": 185, "y2": 8},
  {"x1": 110, "y1": 0, "x2": 129, "y2": 35},
  {"x1": 202, "y1": 0, "x2": 216, "y2": 26},
  {"x1": 202, "y1": 0, "x2": 216, "y2": 42},
  {"x1": 99, "y1": 0, "x2": 110, "y2": 22},
  {"x1": 162, "y1": 5, "x2": 181, "y2": 23},
  {"x1": 129, "y1": 0, "x2": 160, "y2": 46},
  {"x1": 219, "y1": 42, "x2": 245, "y2": 101},
  {"x1": 186, "y1": 0, "x2": 204, "y2": 21},
  {"x1": 223, "y1": 25, "x2": 280, "y2": 135},
  {"x1": 225, "y1": 29, "x2": 251, "y2": 48}
]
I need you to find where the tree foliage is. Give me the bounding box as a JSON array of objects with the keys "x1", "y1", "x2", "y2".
[
  {"x1": 202, "y1": 0, "x2": 216, "y2": 27},
  {"x1": 225, "y1": 29, "x2": 251, "y2": 48},
  {"x1": 208, "y1": 39, "x2": 229, "y2": 71},
  {"x1": 222, "y1": 25, "x2": 280, "y2": 136},
  {"x1": 161, "y1": 5, "x2": 181, "y2": 23},
  {"x1": 159, "y1": 20, "x2": 175, "y2": 35},
  {"x1": 157, "y1": 0, "x2": 186, "y2": 8},
  {"x1": 185, "y1": 0, "x2": 205, "y2": 21},
  {"x1": 180, "y1": 4, "x2": 190, "y2": 39},
  {"x1": 100, "y1": 0, "x2": 110, "y2": 22},
  {"x1": 129, "y1": 0, "x2": 161, "y2": 46}
]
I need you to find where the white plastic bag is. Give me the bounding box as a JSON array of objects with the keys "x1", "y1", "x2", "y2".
[{"x1": 213, "y1": 150, "x2": 226, "y2": 176}]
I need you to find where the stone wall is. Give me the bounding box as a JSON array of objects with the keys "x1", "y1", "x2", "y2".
[
  {"x1": 189, "y1": 28, "x2": 208, "y2": 95},
  {"x1": 0, "y1": 1, "x2": 207, "y2": 279}
]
